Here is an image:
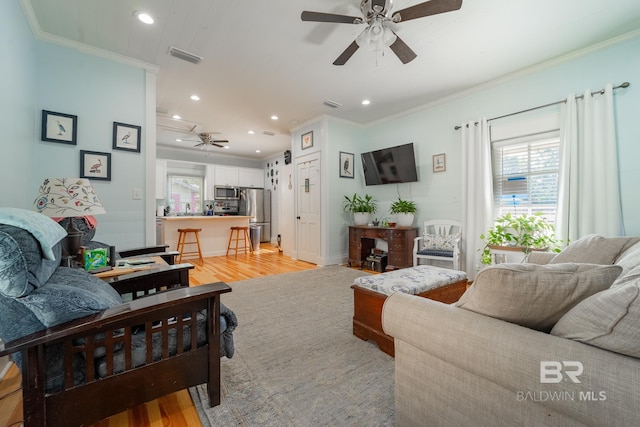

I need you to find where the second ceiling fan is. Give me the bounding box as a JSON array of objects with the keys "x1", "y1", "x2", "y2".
[{"x1": 301, "y1": 0, "x2": 463, "y2": 65}]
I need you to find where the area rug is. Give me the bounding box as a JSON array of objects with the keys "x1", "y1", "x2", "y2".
[{"x1": 189, "y1": 266, "x2": 395, "y2": 426}]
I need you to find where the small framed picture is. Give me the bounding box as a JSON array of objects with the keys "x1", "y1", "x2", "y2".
[
  {"x1": 433, "y1": 153, "x2": 446, "y2": 173},
  {"x1": 301, "y1": 131, "x2": 313, "y2": 150},
  {"x1": 41, "y1": 110, "x2": 77, "y2": 145},
  {"x1": 80, "y1": 150, "x2": 112, "y2": 181},
  {"x1": 339, "y1": 152, "x2": 354, "y2": 178},
  {"x1": 113, "y1": 122, "x2": 141, "y2": 153}
]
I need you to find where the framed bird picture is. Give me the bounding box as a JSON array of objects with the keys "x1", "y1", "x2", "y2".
[
  {"x1": 339, "y1": 151, "x2": 354, "y2": 178},
  {"x1": 41, "y1": 110, "x2": 77, "y2": 145},
  {"x1": 112, "y1": 122, "x2": 141, "y2": 153},
  {"x1": 80, "y1": 150, "x2": 111, "y2": 181}
]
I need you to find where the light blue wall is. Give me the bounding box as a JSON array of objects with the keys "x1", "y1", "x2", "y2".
[
  {"x1": 33, "y1": 42, "x2": 148, "y2": 248},
  {"x1": 0, "y1": 0, "x2": 37, "y2": 207},
  {"x1": 1, "y1": 0, "x2": 150, "y2": 249},
  {"x1": 322, "y1": 34, "x2": 640, "y2": 263}
]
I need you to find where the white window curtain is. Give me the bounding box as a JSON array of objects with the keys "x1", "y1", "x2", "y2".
[
  {"x1": 556, "y1": 84, "x2": 623, "y2": 242},
  {"x1": 461, "y1": 119, "x2": 494, "y2": 279}
]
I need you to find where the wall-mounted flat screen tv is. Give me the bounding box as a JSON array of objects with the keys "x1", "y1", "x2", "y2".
[{"x1": 361, "y1": 143, "x2": 418, "y2": 186}]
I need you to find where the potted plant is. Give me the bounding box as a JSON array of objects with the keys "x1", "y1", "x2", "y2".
[
  {"x1": 390, "y1": 197, "x2": 417, "y2": 226},
  {"x1": 480, "y1": 212, "x2": 561, "y2": 265},
  {"x1": 343, "y1": 193, "x2": 377, "y2": 225}
]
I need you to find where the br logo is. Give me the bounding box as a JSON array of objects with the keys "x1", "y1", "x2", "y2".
[{"x1": 540, "y1": 361, "x2": 584, "y2": 384}]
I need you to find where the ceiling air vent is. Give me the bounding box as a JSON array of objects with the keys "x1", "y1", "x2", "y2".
[
  {"x1": 168, "y1": 46, "x2": 203, "y2": 64},
  {"x1": 323, "y1": 100, "x2": 342, "y2": 108},
  {"x1": 263, "y1": 131, "x2": 276, "y2": 136}
]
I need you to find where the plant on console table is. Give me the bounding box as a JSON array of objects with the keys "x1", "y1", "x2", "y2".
[
  {"x1": 343, "y1": 193, "x2": 377, "y2": 226},
  {"x1": 390, "y1": 197, "x2": 417, "y2": 227},
  {"x1": 480, "y1": 212, "x2": 561, "y2": 265}
]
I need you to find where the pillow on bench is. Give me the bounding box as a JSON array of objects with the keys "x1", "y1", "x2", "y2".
[{"x1": 417, "y1": 233, "x2": 459, "y2": 257}]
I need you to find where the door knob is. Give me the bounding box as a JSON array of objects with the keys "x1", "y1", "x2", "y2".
[{"x1": 297, "y1": 216, "x2": 301, "y2": 220}]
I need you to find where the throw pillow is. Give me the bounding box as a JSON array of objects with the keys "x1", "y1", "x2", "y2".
[
  {"x1": 17, "y1": 267, "x2": 122, "y2": 327},
  {"x1": 455, "y1": 263, "x2": 622, "y2": 332},
  {"x1": 422, "y1": 233, "x2": 459, "y2": 251},
  {"x1": 550, "y1": 234, "x2": 640, "y2": 265},
  {"x1": 551, "y1": 265, "x2": 640, "y2": 358}
]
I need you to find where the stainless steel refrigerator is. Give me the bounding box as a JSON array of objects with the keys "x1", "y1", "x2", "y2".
[{"x1": 239, "y1": 188, "x2": 271, "y2": 245}]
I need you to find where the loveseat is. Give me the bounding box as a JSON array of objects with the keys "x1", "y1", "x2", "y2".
[
  {"x1": 382, "y1": 234, "x2": 640, "y2": 426},
  {"x1": 0, "y1": 208, "x2": 237, "y2": 426}
]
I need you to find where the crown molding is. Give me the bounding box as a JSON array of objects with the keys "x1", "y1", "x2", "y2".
[{"x1": 19, "y1": 0, "x2": 159, "y2": 74}]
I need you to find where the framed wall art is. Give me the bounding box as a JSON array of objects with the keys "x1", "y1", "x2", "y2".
[
  {"x1": 41, "y1": 110, "x2": 77, "y2": 145},
  {"x1": 113, "y1": 122, "x2": 141, "y2": 152},
  {"x1": 433, "y1": 153, "x2": 446, "y2": 173},
  {"x1": 80, "y1": 150, "x2": 112, "y2": 181},
  {"x1": 301, "y1": 131, "x2": 313, "y2": 150},
  {"x1": 339, "y1": 152, "x2": 354, "y2": 178}
]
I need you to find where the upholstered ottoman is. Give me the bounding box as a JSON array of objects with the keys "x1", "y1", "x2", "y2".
[{"x1": 352, "y1": 265, "x2": 468, "y2": 356}]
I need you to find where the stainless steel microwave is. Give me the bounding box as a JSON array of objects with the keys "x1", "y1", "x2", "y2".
[{"x1": 214, "y1": 186, "x2": 240, "y2": 200}]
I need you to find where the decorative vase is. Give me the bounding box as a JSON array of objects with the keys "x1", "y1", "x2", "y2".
[
  {"x1": 353, "y1": 212, "x2": 370, "y2": 226},
  {"x1": 396, "y1": 213, "x2": 414, "y2": 227}
]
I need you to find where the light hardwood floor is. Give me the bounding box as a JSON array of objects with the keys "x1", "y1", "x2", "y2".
[{"x1": 0, "y1": 243, "x2": 318, "y2": 427}]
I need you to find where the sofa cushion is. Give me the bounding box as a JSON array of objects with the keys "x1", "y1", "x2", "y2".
[
  {"x1": 17, "y1": 267, "x2": 122, "y2": 327},
  {"x1": 455, "y1": 263, "x2": 622, "y2": 332},
  {"x1": 551, "y1": 265, "x2": 640, "y2": 358},
  {"x1": 613, "y1": 241, "x2": 640, "y2": 284},
  {"x1": 0, "y1": 208, "x2": 66, "y2": 260},
  {"x1": 549, "y1": 234, "x2": 640, "y2": 265},
  {"x1": 0, "y1": 225, "x2": 61, "y2": 297}
]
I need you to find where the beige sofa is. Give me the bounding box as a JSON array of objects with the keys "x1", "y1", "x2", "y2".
[{"x1": 382, "y1": 235, "x2": 640, "y2": 426}]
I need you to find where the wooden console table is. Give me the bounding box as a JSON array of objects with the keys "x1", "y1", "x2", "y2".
[{"x1": 348, "y1": 225, "x2": 418, "y2": 270}]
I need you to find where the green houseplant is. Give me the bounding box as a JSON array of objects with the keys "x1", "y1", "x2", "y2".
[
  {"x1": 480, "y1": 212, "x2": 561, "y2": 265},
  {"x1": 343, "y1": 193, "x2": 377, "y2": 225},
  {"x1": 390, "y1": 197, "x2": 417, "y2": 226}
]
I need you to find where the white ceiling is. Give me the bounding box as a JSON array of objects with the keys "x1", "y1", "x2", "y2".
[{"x1": 24, "y1": 0, "x2": 640, "y2": 160}]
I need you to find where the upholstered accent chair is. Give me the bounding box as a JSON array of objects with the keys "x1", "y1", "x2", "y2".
[{"x1": 412, "y1": 219, "x2": 462, "y2": 270}]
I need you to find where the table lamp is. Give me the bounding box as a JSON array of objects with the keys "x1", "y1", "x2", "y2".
[{"x1": 33, "y1": 177, "x2": 106, "y2": 266}]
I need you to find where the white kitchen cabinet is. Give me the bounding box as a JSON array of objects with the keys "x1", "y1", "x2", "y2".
[
  {"x1": 214, "y1": 166, "x2": 239, "y2": 186},
  {"x1": 155, "y1": 159, "x2": 167, "y2": 199},
  {"x1": 238, "y1": 167, "x2": 265, "y2": 188},
  {"x1": 205, "y1": 165, "x2": 216, "y2": 199}
]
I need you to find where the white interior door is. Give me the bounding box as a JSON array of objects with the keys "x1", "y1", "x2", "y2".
[{"x1": 296, "y1": 155, "x2": 320, "y2": 264}]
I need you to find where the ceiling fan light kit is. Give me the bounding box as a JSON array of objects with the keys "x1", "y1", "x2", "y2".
[{"x1": 302, "y1": 0, "x2": 463, "y2": 65}]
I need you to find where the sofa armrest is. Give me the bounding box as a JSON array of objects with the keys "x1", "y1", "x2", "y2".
[
  {"x1": 103, "y1": 262, "x2": 194, "y2": 299},
  {"x1": 382, "y1": 292, "x2": 640, "y2": 426},
  {"x1": 0, "y1": 281, "x2": 231, "y2": 357}
]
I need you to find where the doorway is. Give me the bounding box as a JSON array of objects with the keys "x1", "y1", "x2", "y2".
[{"x1": 296, "y1": 154, "x2": 320, "y2": 264}]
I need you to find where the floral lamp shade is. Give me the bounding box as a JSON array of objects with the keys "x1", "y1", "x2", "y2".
[{"x1": 33, "y1": 178, "x2": 106, "y2": 218}]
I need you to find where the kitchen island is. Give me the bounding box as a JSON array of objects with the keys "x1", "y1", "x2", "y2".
[{"x1": 157, "y1": 216, "x2": 252, "y2": 257}]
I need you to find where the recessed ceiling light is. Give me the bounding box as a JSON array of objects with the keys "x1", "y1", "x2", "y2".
[
  {"x1": 362, "y1": 99, "x2": 371, "y2": 106},
  {"x1": 175, "y1": 138, "x2": 182, "y2": 142},
  {"x1": 248, "y1": 130, "x2": 255, "y2": 134},
  {"x1": 172, "y1": 114, "x2": 181, "y2": 120},
  {"x1": 190, "y1": 95, "x2": 200, "y2": 101},
  {"x1": 271, "y1": 115, "x2": 278, "y2": 120},
  {"x1": 256, "y1": 150, "x2": 261, "y2": 153},
  {"x1": 224, "y1": 146, "x2": 230, "y2": 149},
  {"x1": 135, "y1": 12, "x2": 154, "y2": 25}
]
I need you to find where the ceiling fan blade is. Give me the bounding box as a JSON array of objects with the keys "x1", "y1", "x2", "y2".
[
  {"x1": 194, "y1": 142, "x2": 205, "y2": 147},
  {"x1": 333, "y1": 40, "x2": 360, "y2": 65},
  {"x1": 213, "y1": 143, "x2": 226, "y2": 148},
  {"x1": 301, "y1": 11, "x2": 361, "y2": 24},
  {"x1": 213, "y1": 140, "x2": 229, "y2": 144},
  {"x1": 393, "y1": 0, "x2": 462, "y2": 23},
  {"x1": 389, "y1": 32, "x2": 417, "y2": 64}
]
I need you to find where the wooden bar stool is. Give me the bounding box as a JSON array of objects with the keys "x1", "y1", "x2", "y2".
[
  {"x1": 226, "y1": 226, "x2": 253, "y2": 256},
  {"x1": 176, "y1": 228, "x2": 204, "y2": 265}
]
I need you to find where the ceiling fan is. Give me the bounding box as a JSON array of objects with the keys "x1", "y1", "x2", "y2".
[
  {"x1": 301, "y1": 0, "x2": 463, "y2": 65},
  {"x1": 176, "y1": 125, "x2": 229, "y2": 148}
]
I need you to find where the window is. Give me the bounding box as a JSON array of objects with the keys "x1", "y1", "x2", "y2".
[
  {"x1": 491, "y1": 133, "x2": 560, "y2": 223},
  {"x1": 168, "y1": 175, "x2": 203, "y2": 214}
]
